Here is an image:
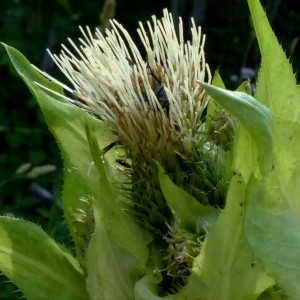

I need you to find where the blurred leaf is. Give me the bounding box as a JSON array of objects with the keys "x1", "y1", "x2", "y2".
[
  {"x1": 55, "y1": 0, "x2": 73, "y2": 15},
  {"x1": 25, "y1": 164, "x2": 57, "y2": 179},
  {"x1": 14, "y1": 162, "x2": 31, "y2": 175}
]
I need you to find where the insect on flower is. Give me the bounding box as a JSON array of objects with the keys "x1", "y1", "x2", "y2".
[
  {"x1": 148, "y1": 65, "x2": 169, "y2": 109},
  {"x1": 101, "y1": 141, "x2": 131, "y2": 169},
  {"x1": 115, "y1": 158, "x2": 131, "y2": 169},
  {"x1": 37, "y1": 8, "x2": 211, "y2": 158}
]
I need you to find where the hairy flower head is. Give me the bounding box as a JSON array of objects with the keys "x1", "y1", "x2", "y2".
[
  {"x1": 43, "y1": 9, "x2": 211, "y2": 160},
  {"x1": 35, "y1": 9, "x2": 225, "y2": 293}
]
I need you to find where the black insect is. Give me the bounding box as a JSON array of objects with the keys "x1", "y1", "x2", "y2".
[
  {"x1": 116, "y1": 158, "x2": 131, "y2": 169},
  {"x1": 154, "y1": 84, "x2": 169, "y2": 109},
  {"x1": 148, "y1": 66, "x2": 169, "y2": 109},
  {"x1": 101, "y1": 141, "x2": 131, "y2": 169}
]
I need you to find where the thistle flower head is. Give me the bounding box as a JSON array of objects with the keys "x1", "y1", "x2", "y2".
[
  {"x1": 40, "y1": 7, "x2": 224, "y2": 240},
  {"x1": 46, "y1": 9, "x2": 211, "y2": 160},
  {"x1": 37, "y1": 9, "x2": 225, "y2": 294}
]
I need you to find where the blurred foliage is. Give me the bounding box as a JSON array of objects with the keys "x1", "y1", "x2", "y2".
[{"x1": 0, "y1": 0, "x2": 299, "y2": 298}]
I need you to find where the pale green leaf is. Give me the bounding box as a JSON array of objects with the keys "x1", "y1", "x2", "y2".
[
  {"x1": 0, "y1": 217, "x2": 88, "y2": 300},
  {"x1": 248, "y1": 0, "x2": 300, "y2": 120},
  {"x1": 157, "y1": 162, "x2": 218, "y2": 234},
  {"x1": 3, "y1": 43, "x2": 151, "y2": 299},
  {"x1": 86, "y1": 209, "x2": 145, "y2": 300},
  {"x1": 206, "y1": 70, "x2": 226, "y2": 129},
  {"x1": 198, "y1": 80, "x2": 273, "y2": 175},
  {"x1": 212, "y1": 70, "x2": 225, "y2": 89},
  {"x1": 244, "y1": 119, "x2": 300, "y2": 299},
  {"x1": 177, "y1": 174, "x2": 274, "y2": 300},
  {"x1": 240, "y1": 1, "x2": 300, "y2": 299},
  {"x1": 85, "y1": 127, "x2": 152, "y2": 263},
  {"x1": 3, "y1": 43, "x2": 122, "y2": 264},
  {"x1": 134, "y1": 276, "x2": 174, "y2": 300},
  {"x1": 2, "y1": 43, "x2": 112, "y2": 232},
  {"x1": 236, "y1": 80, "x2": 252, "y2": 95},
  {"x1": 85, "y1": 128, "x2": 151, "y2": 300}
]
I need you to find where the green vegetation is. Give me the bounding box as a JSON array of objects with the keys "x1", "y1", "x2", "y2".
[{"x1": 1, "y1": 0, "x2": 300, "y2": 299}]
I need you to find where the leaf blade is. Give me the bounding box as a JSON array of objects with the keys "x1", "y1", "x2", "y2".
[
  {"x1": 198, "y1": 81, "x2": 273, "y2": 175},
  {"x1": 0, "y1": 217, "x2": 88, "y2": 300},
  {"x1": 177, "y1": 174, "x2": 274, "y2": 300},
  {"x1": 157, "y1": 162, "x2": 218, "y2": 233},
  {"x1": 84, "y1": 129, "x2": 151, "y2": 300},
  {"x1": 247, "y1": 0, "x2": 300, "y2": 120}
]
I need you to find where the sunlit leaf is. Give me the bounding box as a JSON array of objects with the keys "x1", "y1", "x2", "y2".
[
  {"x1": 84, "y1": 128, "x2": 152, "y2": 300},
  {"x1": 177, "y1": 174, "x2": 274, "y2": 300},
  {"x1": 157, "y1": 162, "x2": 218, "y2": 234},
  {"x1": 198, "y1": 80, "x2": 273, "y2": 175},
  {"x1": 248, "y1": 0, "x2": 300, "y2": 120},
  {"x1": 134, "y1": 276, "x2": 174, "y2": 300},
  {"x1": 242, "y1": 1, "x2": 300, "y2": 298},
  {"x1": 0, "y1": 217, "x2": 88, "y2": 300}
]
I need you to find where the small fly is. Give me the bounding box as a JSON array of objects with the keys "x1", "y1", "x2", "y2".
[{"x1": 101, "y1": 141, "x2": 131, "y2": 169}]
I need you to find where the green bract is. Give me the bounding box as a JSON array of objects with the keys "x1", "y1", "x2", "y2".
[{"x1": 1, "y1": 0, "x2": 300, "y2": 299}]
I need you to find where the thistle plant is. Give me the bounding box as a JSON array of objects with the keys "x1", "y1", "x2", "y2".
[{"x1": 1, "y1": 0, "x2": 300, "y2": 299}]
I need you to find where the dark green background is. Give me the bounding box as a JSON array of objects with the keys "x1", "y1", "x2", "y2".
[{"x1": 0, "y1": 0, "x2": 299, "y2": 298}]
